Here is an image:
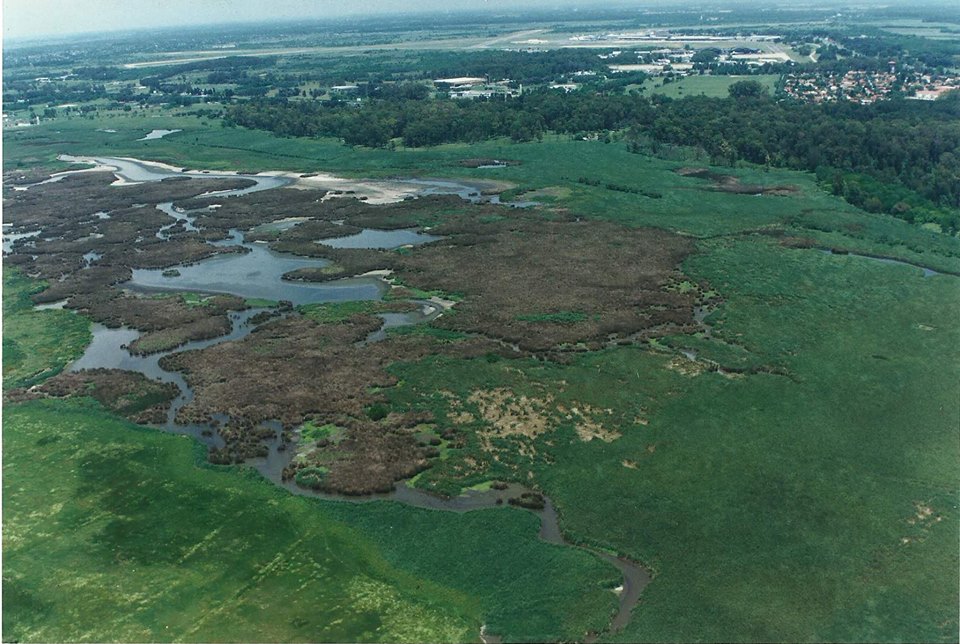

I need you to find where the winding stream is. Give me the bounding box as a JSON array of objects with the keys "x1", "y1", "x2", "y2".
[
  {"x1": 68, "y1": 311, "x2": 649, "y2": 639},
  {"x1": 46, "y1": 154, "x2": 645, "y2": 640}
]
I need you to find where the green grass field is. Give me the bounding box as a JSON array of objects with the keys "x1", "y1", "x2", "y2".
[
  {"x1": 2, "y1": 398, "x2": 620, "y2": 642},
  {"x1": 632, "y1": 74, "x2": 781, "y2": 99},
  {"x1": 385, "y1": 237, "x2": 960, "y2": 642},
  {"x1": 2, "y1": 270, "x2": 91, "y2": 390}
]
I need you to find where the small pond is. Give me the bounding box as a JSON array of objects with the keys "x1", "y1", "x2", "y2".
[
  {"x1": 130, "y1": 240, "x2": 386, "y2": 305},
  {"x1": 138, "y1": 129, "x2": 182, "y2": 141},
  {"x1": 318, "y1": 228, "x2": 442, "y2": 249}
]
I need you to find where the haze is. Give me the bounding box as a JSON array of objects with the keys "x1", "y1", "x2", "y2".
[{"x1": 4, "y1": 0, "x2": 607, "y2": 40}]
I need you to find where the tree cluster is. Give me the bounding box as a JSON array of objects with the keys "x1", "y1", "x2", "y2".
[
  {"x1": 225, "y1": 89, "x2": 655, "y2": 146},
  {"x1": 629, "y1": 89, "x2": 960, "y2": 229}
]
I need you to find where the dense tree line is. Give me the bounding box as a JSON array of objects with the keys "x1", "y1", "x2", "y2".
[
  {"x1": 1, "y1": 82, "x2": 108, "y2": 108},
  {"x1": 225, "y1": 88, "x2": 655, "y2": 146},
  {"x1": 425, "y1": 49, "x2": 609, "y2": 85},
  {"x1": 629, "y1": 84, "x2": 960, "y2": 228},
  {"x1": 224, "y1": 83, "x2": 959, "y2": 230}
]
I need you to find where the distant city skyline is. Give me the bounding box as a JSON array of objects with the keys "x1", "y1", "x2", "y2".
[{"x1": 3, "y1": 0, "x2": 610, "y2": 40}]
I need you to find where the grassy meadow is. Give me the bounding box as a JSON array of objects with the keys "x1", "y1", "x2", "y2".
[
  {"x1": 2, "y1": 271, "x2": 91, "y2": 390},
  {"x1": 3, "y1": 399, "x2": 620, "y2": 642},
  {"x1": 386, "y1": 237, "x2": 960, "y2": 642},
  {"x1": 632, "y1": 74, "x2": 781, "y2": 99}
]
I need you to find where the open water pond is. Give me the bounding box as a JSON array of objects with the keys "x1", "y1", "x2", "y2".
[
  {"x1": 131, "y1": 240, "x2": 386, "y2": 305},
  {"x1": 361, "y1": 302, "x2": 442, "y2": 344},
  {"x1": 70, "y1": 325, "x2": 142, "y2": 374},
  {"x1": 59, "y1": 155, "x2": 291, "y2": 196},
  {"x1": 250, "y1": 217, "x2": 309, "y2": 234},
  {"x1": 2, "y1": 226, "x2": 40, "y2": 254},
  {"x1": 70, "y1": 308, "x2": 271, "y2": 430},
  {"x1": 138, "y1": 129, "x2": 181, "y2": 141},
  {"x1": 318, "y1": 228, "x2": 442, "y2": 249}
]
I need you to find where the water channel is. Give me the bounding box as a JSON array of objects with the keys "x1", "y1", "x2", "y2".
[
  {"x1": 45, "y1": 154, "x2": 643, "y2": 639},
  {"x1": 819, "y1": 248, "x2": 943, "y2": 277}
]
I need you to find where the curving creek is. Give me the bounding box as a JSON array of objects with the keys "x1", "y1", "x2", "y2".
[{"x1": 21, "y1": 155, "x2": 649, "y2": 640}]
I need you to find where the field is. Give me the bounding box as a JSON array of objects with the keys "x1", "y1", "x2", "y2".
[
  {"x1": 3, "y1": 174, "x2": 621, "y2": 643},
  {"x1": 3, "y1": 399, "x2": 620, "y2": 642},
  {"x1": 633, "y1": 74, "x2": 781, "y2": 98}
]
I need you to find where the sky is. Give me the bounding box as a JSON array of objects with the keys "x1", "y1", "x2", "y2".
[{"x1": 2, "y1": 0, "x2": 602, "y2": 40}]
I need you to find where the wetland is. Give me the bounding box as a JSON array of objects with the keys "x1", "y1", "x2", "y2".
[
  {"x1": 3, "y1": 153, "x2": 671, "y2": 640},
  {"x1": 4, "y1": 15, "x2": 959, "y2": 639}
]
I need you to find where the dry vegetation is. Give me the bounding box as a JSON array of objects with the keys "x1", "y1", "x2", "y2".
[
  {"x1": 395, "y1": 215, "x2": 699, "y2": 351},
  {"x1": 4, "y1": 171, "x2": 709, "y2": 494},
  {"x1": 443, "y1": 388, "x2": 623, "y2": 461},
  {"x1": 161, "y1": 315, "x2": 507, "y2": 493},
  {"x1": 2, "y1": 171, "x2": 254, "y2": 349}
]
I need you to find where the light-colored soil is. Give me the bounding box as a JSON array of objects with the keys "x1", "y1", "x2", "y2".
[
  {"x1": 559, "y1": 404, "x2": 621, "y2": 442},
  {"x1": 468, "y1": 388, "x2": 553, "y2": 441},
  {"x1": 666, "y1": 355, "x2": 708, "y2": 377}
]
